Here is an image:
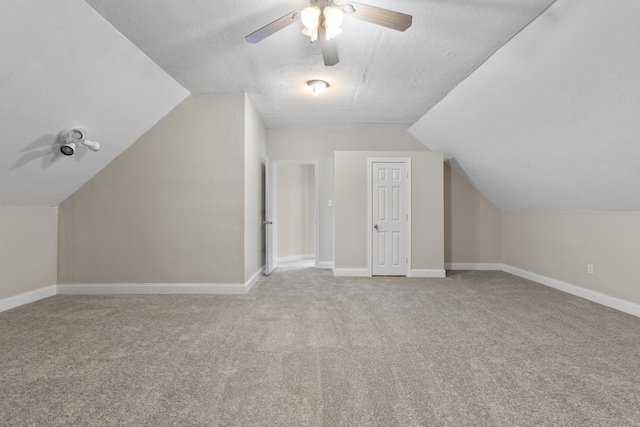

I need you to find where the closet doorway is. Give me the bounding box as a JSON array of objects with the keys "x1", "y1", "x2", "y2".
[{"x1": 265, "y1": 160, "x2": 319, "y2": 274}]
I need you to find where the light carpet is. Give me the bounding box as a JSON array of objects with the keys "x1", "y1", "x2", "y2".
[{"x1": 1, "y1": 267, "x2": 640, "y2": 426}]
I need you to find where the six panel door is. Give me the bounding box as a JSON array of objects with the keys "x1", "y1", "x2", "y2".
[{"x1": 372, "y1": 162, "x2": 408, "y2": 276}]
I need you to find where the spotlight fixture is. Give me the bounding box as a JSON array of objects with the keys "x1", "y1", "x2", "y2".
[
  {"x1": 58, "y1": 127, "x2": 101, "y2": 156},
  {"x1": 307, "y1": 80, "x2": 329, "y2": 96},
  {"x1": 60, "y1": 142, "x2": 76, "y2": 156}
]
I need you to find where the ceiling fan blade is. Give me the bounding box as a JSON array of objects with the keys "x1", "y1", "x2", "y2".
[
  {"x1": 245, "y1": 10, "x2": 301, "y2": 43},
  {"x1": 319, "y1": 26, "x2": 339, "y2": 66},
  {"x1": 337, "y1": 2, "x2": 412, "y2": 32}
]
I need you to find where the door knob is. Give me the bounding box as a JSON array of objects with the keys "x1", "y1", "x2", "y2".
[
  {"x1": 263, "y1": 221, "x2": 273, "y2": 225},
  {"x1": 373, "y1": 224, "x2": 379, "y2": 230}
]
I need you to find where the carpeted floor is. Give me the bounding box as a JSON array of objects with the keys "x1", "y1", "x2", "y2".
[{"x1": 1, "y1": 266, "x2": 640, "y2": 426}]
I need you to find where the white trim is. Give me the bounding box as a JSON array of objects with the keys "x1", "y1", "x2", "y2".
[
  {"x1": 367, "y1": 158, "x2": 412, "y2": 277},
  {"x1": 245, "y1": 265, "x2": 265, "y2": 292},
  {"x1": 317, "y1": 261, "x2": 334, "y2": 269},
  {"x1": 277, "y1": 254, "x2": 315, "y2": 262},
  {"x1": 0, "y1": 285, "x2": 57, "y2": 313},
  {"x1": 332, "y1": 268, "x2": 371, "y2": 277},
  {"x1": 408, "y1": 269, "x2": 447, "y2": 278},
  {"x1": 502, "y1": 265, "x2": 640, "y2": 318},
  {"x1": 58, "y1": 266, "x2": 265, "y2": 296},
  {"x1": 57, "y1": 283, "x2": 249, "y2": 295},
  {"x1": 445, "y1": 263, "x2": 503, "y2": 271}
]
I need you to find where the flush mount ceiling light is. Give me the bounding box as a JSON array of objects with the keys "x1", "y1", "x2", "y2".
[
  {"x1": 245, "y1": 0, "x2": 412, "y2": 66},
  {"x1": 307, "y1": 80, "x2": 329, "y2": 96}
]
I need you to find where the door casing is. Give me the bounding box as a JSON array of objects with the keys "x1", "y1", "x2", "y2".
[{"x1": 264, "y1": 159, "x2": 320, "y2": 275}]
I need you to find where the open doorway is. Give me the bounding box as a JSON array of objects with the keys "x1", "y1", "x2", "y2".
[{"x1": 265, "y1": 160, "x2": 319, "y2": 273}]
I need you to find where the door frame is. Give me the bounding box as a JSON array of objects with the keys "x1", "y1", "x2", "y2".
[
  {"x1": 268, "y1": 160, "x2": 320, "y2": 270},
  {"x1": 367, "y1": 158, "x2": 412, "y2": 276}
]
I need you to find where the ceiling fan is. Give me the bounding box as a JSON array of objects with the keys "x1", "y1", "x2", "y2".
[{"x1": 245, "y1": 0, "x2": 412, "y2": 66}]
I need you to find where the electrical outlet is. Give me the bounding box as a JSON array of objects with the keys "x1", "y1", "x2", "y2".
[
  {"x1": 328, "y1": 200, "x2": 333, "y2": 207},
  {"x1": 587, "y1": 264, "x2": 594, "y2": 274}
]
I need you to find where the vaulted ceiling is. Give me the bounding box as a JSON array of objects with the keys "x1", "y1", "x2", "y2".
[
  {"x1": 0, "y1": 1, "x2": 188, "y2": 206},
  {"x1": 2, "y1": 0, "x2": 638, "y2": 210},
  {"x1": 84, "y1": 0, "x2": 554, "y2": 129},
  {"x1": 410, "y1": 0, "x2": 640, "y2": 210}
]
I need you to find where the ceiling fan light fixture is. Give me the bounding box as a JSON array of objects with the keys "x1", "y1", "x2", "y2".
[
  {"x1": 324, "y1": 22, "x2": 342, "y2": 40},
  {"x1": 324, "y1": 7, "x2": 343, "y2": 28},
  {"x1": 323, "y1": 7, "x2": 343, "y2": 40},
  {"x1": 301, "y1": 6, "x2": 321, "y2": 27},
  {"x1": 301, "y1": 6, "x2": 321, "y2": 41},
  {"x1": 302, "y1": 25, "x2": 319, "y2": 42},
  {"x1": 307, "y1": 80, "x2": 329, "y2": 96}
]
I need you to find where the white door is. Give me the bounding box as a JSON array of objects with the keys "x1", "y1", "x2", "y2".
[
  {"x1": 264, "y1": 159, "x2": 277, "y2": 275},
  {"x1": 372, "y1": 162, "x2": 408, "y2": 276}
]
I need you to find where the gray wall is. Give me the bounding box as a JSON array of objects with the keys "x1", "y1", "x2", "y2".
[
  {"x1": 58, "y1": 94, "x2": 250, "y2": 284},
  {"x1": 268, "y1": 129, "x2": 429, "y2": 266},
  {"x1": 0, "y1": 206, "x2": 57, "y2": 300},
  {"x1": 444, "y1": 163, "x2": 501, "y2": 264},
  {"x1": 502, "y1": 210, "x2": 640, "y2": 306},
  {"x1": 334, "y1": 151, "x2": 444, "y2": 271},
  {"x1": 244, "y1": 95, "x2": 268, "y2": 281}
]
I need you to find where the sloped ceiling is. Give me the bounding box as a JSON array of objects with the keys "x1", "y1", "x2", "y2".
[
  {"x1": 0, "y1": 0, "x2": 189, "y2": 206},
  {"x1": 410, "y1": 0, "x2": 640, "y2": 211},
  {"x1": 8, "y1": 0, "x2": 630, "y2": 211},
  {"x1": 84, "y1": 0, "x2": 554, "y2": 129}
]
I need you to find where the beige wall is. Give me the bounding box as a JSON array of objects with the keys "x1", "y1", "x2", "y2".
[
  {"x1": 268, "y1": 129, "x2": 429, "y2": 265},
  {"x1": 244, "y1": 95, "x2": 267, "y2": 281},
  {"x1": 444, "y1": 163, "x2": 501, "y2": 264},
  {"x1": 502, "y1": 210, "x2": 640, "y2": 306},
  {"x1": 334, "y1": 151, "x2": 444, "y2": 271},
  {"x1": 0, "y1": 206, "x2": 57, "y2": 300},
  {"x1": 277, "y1": 164, "x2": 315, "y2": 258},
  {"x1": 58, "y1": 94, "x2": 247, "y2": 284}
]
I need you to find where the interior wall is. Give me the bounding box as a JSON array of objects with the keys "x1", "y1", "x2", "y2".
[
  {"x1": 277, "y1": 165, "x2": 315, "y2": 259},
  {"x1": 244, "y1": 95, "x2": 268, "y2": 281},
  {"x1": 445, "y1": 163, "x2": 502, "y2": 264},
  {"x1": 0, "y1": 206, "x2": 57, "y2": 300},
  {"x1": 502, "y1": 210, "x2": 640, "y2": 306},
  {"x1": 58, "y1": 94, "x2": 247, "y2": 284},
  {"x1": 268, "y1": 129, "x2": 429, "y2": 266},
  {"x1": 334, "y1": 151, "x2": 444, "y2": 272}
]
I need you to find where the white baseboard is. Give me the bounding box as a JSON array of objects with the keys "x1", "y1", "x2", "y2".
[
  {"x1": 58, "y1": 266, "x2": 265, "y2": 296},
  {"x1": 0, "y1": 285, "x2": 57, "y2": 313},
  {"x1": 57, "y1": 283, "x2": 249, "y2": 295},
  {"x1": 502, "y1": 265, "x2": 640, "y2": 318},
  {"x1": 445, "y1": 263, "x2": 503, "y2": 271},
  {"x1": 277, "y1": 254, "x2": 315, "y2": 263},
  {"x1": 332, "y1": 268, "x2": 371, "y2": 277},
  {"x1": 333, "y1": 268, "x2": 446, "y2": 278},
  {"x1": 317, "y1": 261, "x2": 334, "y2": 269},
  {"x1": 245, "y1": 266, "x2": 265, "y2": 293},
  {"x1": 408, "y1": 269, "x2": 447, "y2": 278}
]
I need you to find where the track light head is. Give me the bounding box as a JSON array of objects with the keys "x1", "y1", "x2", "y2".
[{"x1": 60, "y1": 142, "x2": 76, "y2": 156}]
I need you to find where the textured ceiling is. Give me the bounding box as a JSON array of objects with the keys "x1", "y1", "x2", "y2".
[
  {"x1": 84, "y1": 0, "x2": 554, "y2": 129},
  {"x1": 0, "y1": 0, "x2": 189, "y2": 206},
  {"x1": 410, "y1": 0, "x2": 640, "y2": 210},
  {"x1": 10, "y1": 0, "x2": 624, "y2": 210}
]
